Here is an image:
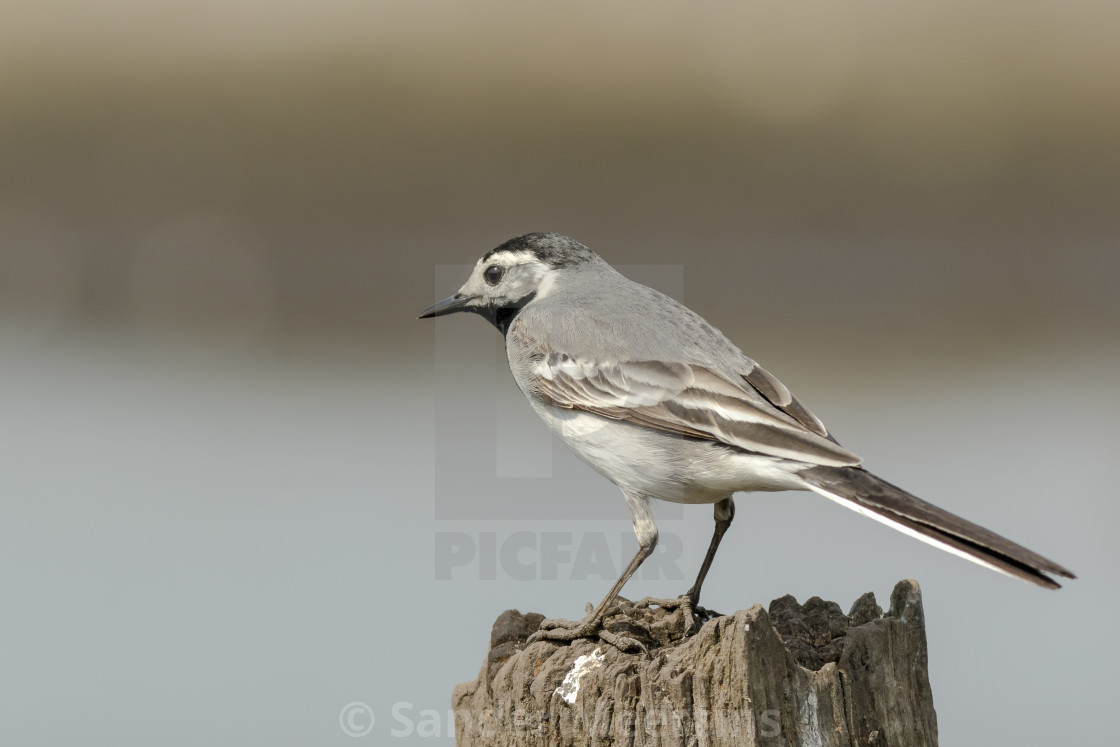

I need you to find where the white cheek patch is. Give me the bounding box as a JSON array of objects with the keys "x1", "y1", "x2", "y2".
[
  {"x1": 534, "y1": 267, "x2": 559, "y2": 299},
  {"x1": 501, "y1": 259, "x2": 553, "y2": 301}
]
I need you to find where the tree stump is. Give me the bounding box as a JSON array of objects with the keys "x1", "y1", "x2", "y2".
[{"x1": 452, "y1": 579, "x2": 937, "y2": 746}]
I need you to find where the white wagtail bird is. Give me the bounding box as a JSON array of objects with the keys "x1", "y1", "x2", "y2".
[{"x1": 420, "y1": 232, "x2": 1074, "y2": 645}]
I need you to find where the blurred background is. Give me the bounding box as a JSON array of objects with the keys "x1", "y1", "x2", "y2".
[{"x1": 1, "y1": 2, "x2": 1117, "y2": 744}]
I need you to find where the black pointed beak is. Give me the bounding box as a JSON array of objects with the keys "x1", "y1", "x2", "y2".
[{"x1": 418, "y1": 293, "x2": 476, "y2": 319}]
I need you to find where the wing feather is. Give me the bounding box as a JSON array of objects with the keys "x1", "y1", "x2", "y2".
[
  {"x1": 741, "y1": 362, "x2": 830, "y2": 438},
  {"x1": 529, "y1": 353, "x2": 861, "y2": 467}
]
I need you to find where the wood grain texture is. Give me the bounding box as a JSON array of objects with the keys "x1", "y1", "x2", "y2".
[{"x1": 453, "y1": 580, "x2": 937, "y2": 747}]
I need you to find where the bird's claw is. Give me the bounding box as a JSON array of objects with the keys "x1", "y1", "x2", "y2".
[
  {"x1": 598, "y1": 628, "x2": 649, "y2": 656},
  {"x1": 634, "y1": 595, "x2": 693, "y2": 613},
  {"x1": 527, "y1": 617, "x2": 602, "y2": 642},
  {"x1": 691, "y1": 603, "x2": 723, "y2": 623},
  {"x1": 533, "y1": 618, "x2": 577, "y2": 633},
  {"x1": 527, "y1": 615, "x2": 648, "y2": 655},
  {"x1": 526, "y1": 595, "x2": 720, "y2": 653},
  {"x1": 634, "y1": 594, "x2": 724, "y2": 635}
]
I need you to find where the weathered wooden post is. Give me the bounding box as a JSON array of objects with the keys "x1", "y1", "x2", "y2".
[{"x1": 453, "y1": 579, "x2": 937, "y2": 746}]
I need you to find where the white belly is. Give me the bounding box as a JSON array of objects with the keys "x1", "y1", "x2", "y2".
[{"x1": 528, "y1": 399, "x2": 807, "y2": 503}]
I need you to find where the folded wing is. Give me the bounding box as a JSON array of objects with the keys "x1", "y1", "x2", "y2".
[{"x1": 528, "y1": 353, "x2": 861, "y2": 467}]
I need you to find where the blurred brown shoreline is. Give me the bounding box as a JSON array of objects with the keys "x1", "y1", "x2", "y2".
[{"x1": 2, "y1": 2, "x2": 1116, "y2": 359}]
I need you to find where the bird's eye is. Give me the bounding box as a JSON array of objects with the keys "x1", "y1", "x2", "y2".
[{"x1": 484, "y1": 265, "x2": 505, "y2": 285}]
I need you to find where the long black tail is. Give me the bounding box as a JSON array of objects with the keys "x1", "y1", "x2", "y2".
[{"x1": 799, "y1": 465, "x2": 1076, "y2": 589}]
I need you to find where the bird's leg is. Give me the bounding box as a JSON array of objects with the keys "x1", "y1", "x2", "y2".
[
  {"x1": 529, "y1": 493, "x2": 657, "y2": 651},
  {"x1": 529, "y1": 539, "x2": 655, "y2": 651},
  {"x1": 684, "y1": 497, "x2": 734, "y2": 627}
]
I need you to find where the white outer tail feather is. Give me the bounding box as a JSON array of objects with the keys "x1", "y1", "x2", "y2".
[{"x1": 804, "y1": 484, "x2": 1019, "y2": 581}]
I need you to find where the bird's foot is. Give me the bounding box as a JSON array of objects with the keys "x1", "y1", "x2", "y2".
[
  {"x1": 638, "y1": 594, "x2": 724, "y2": 636},
  {"x1": 527, "y1": 604, "x2": 650, "y2": 655},
  {"x1": 529, "y1": 616, "x2": 600, "y2": 640},
  {"x1": 690, "y1": 602, "x2": 725, "y2": 626},
  {"x1": 633, "y1": 595, "x2": 693, "y2": 614},
  {"x1": 528, "y1": 617, "x2": 649, "y2": 655}
]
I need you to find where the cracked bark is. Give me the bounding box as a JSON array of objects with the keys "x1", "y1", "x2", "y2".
[{"x1": 452, "y1": 579, "x2": 937, "y2": 747}]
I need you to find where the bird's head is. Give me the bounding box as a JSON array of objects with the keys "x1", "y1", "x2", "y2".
[{"x1": 418, "y1": 232, "x2": 598, "y2": 334}]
